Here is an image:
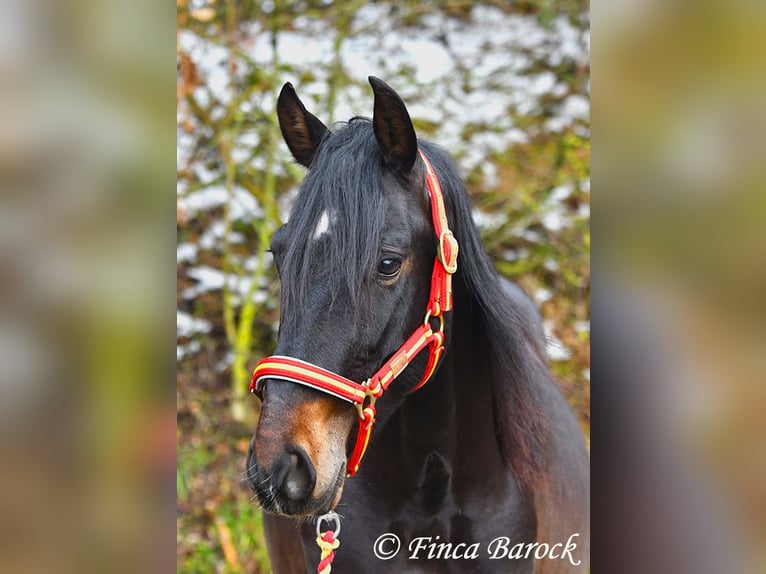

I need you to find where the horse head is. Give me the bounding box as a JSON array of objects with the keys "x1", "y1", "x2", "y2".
[{"x1": 247, "y1": 78, "x2": 446, "y2": 516}]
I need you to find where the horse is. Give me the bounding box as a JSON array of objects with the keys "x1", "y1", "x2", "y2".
[{"x1": 245, "y1": 77, "x2": 589, "y2": 573}]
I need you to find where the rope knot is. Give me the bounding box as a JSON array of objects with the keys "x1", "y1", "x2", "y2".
[
  {"x1": 316, "y1": 531, "x2": 340, "y2": 574},
  {"x1": 315, "y1": 512, "x2": 341, "y2": 574}
]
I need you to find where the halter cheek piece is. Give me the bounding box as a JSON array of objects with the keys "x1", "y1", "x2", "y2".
[{"x1": 250, "y1": 150, "x2": 459, "y2": 477}]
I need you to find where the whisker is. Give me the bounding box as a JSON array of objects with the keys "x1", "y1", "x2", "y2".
[{"x1": 241, "y1": 463, "x2": 259, "y2": 479}]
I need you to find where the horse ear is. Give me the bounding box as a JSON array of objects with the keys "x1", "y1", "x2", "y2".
[
  {"x1": 276, "y1": 82, "x2": 330, "y2": 168},
  {"x1": 369, "y1": 76, "x2": 417, "y2": 171}
]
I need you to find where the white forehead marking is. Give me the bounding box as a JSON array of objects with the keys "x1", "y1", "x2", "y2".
[{"x1": 312, "y1": 210, "x2": 333, "y2": 240}]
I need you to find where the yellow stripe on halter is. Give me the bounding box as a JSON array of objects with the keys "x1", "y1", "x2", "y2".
[{"x1": 255, "y1": 361, "x2": 367, "y2": 402}]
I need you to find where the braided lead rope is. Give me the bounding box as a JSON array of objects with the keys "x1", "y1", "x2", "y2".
[{"x1": 316, "y1": 512, "x2": 341, "y2": 574}]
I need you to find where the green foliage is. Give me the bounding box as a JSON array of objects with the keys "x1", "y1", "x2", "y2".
[{"x1": 177, "y1": 417, "x2": 272, "y2": 572}]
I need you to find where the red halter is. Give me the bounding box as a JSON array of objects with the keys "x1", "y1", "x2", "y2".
[{"x1": 250, "y1": 150, "x2": 459, "y2": 477}]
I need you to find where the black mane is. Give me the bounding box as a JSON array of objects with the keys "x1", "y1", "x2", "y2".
[
  {"x1": 420, "y1": 139, "x2": 549, "y2": 487},
  {"x1": 282, "y1": 119, "x2": 548, "y2": 486}
]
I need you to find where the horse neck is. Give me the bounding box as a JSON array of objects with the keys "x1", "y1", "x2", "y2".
[{"x1": 392, "y1": 293, "x2": 505, "y2": 474}]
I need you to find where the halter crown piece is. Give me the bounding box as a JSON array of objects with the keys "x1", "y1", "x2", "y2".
[{"x1": 250, "y1": 149, "x2": 459, "y2": 477}]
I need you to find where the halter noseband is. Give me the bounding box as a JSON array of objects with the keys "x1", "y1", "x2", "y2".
[{"x1": 249, "y1": 150, "x2": 459, "y2": 477}]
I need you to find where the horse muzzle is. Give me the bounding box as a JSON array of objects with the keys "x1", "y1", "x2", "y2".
[{"x1": 246, "y1": 379, "x2": 354, "y2": 516}]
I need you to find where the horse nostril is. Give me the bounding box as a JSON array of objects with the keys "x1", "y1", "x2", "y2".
[{"x1": 277, "y1": 447, "x2": 315, "y2": 504}]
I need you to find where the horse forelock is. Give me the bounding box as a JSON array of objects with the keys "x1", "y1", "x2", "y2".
[{"x1": 280, "y1": 119, "x2": 387, "y2": 314}]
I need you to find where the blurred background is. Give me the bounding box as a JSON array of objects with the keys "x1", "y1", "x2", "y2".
[
  {"x1": 594, "y1": 1, "x2": 766, "y2": 572},
  {"x1": 1, "y1": 0, "x2": 175, "y2": 573},
  {"x1": 176, "y1": 1, "x2": 589, "y2": 571}
]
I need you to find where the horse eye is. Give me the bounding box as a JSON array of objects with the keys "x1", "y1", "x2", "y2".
[{"x1": 378, "y1": 257, "x2": 402, "y2": 277}]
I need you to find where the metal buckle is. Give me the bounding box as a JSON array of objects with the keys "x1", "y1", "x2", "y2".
[
  {"x1": 437, "y1": 230, "x2": 458, "y2": 274},
  {"x1": 316, "y1": 511, "x2": 341, "y2": 537},
  {"x1": 424, "y1": 309, "x2": 445, "y2": 333},
  {"x1": 354, "y1": 379, "x2": 378, "y2": 419}
]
